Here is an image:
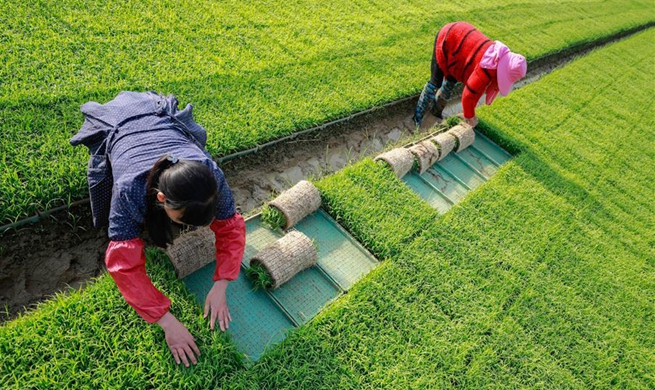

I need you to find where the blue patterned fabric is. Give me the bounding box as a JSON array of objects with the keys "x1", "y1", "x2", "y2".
[
  {"x1": 439, "y1": 78, "x2": 457, "y2": 100},
  {"x1": 71, "y1": 91, "x2": 235, "y2": 241},
  {"x1": 413, "y1": 81, "x2": 438, "y2": 126}
]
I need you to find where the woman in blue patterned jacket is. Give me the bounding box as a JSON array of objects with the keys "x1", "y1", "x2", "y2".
[{"x1": 71, "y1": 91, "x2": 245, "y2": 367}]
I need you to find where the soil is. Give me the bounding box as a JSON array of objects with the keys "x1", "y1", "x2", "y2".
[
  {"x1": 0, "y1": 26, "x2": 647, "y2": 322},
  {"x1": 222, "y1": 99, "x2": 441, "y2": 214},
  {"x1": 0, "y1": 205, "x2": 107, "y2": 322}
]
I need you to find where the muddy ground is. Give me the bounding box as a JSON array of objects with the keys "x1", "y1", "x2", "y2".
[
  {"x1": 0, "y1": 206, "x2": 107, "y2": 322},
  {"x1": 0, "y1": 26, "x2": 645, "y2": 322}
]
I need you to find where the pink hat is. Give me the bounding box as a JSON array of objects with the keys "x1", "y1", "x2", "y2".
[
  {"x1": 497, "y1": 51, "x2": 526, "y2": 96},
  {"x1": 481, "y1": 41, "x2": 527, "y2": 96}
]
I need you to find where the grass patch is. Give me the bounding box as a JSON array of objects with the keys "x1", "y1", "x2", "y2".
[
  {"x1": 445, "y1": 115, "x2": 462, "y2": 127},
  {"x1": 0, "y1": 249, "x2": 244, "y2": 389},
  {"x1": 411, "y1": 156, "x2": 420, "y2": 172},
  {"x1": 260, "y1": 204, "x2": 286, "y2": 231},
  {"x1": 1, "y1": 12, "x2": 654, "y2": 390},
  {"x1": 1, "y1": 0, "x2": 654, "y2": 223},
  {"x1": 222, "y1": 29, "x2": 655, "y2": 388},
  {"x1": 246, "y1": 262, "x2": 274, "y2": 290},
  {"x1": 315, "y1": 158, "x2": 438, "y2": 259}
]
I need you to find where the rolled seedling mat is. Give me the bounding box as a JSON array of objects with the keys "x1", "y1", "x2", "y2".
[
  {"x1": 431, "y1": 132, "x2": 456, "y2": 161},
  {"x1": 250, "y1": 231, "x2": 318, "y2": 289},
  {"x1": 166, "y1": 226, "x2": 215, "y2": 279},
  {"x1": 374, "y1": 147, "x2": 414, "y2": 178},
  {"x1": 448, "y1": 123, "x2": 475, "y2": 153},
  {"x1": 409, "y1": 140, "x2": 440, "y2": 174},
  {"x1": 269, "y1": 180, "x2": 322, "y2": 230}
]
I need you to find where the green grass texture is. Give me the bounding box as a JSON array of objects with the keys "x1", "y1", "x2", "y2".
[
  {"x1": 260, "y1": 204, "x2": 287, "y2": 231},
  {"x1": 0, "y1": 249, "x2": 244, "y2": 389},
  {"x1": 1, "y1": 0, "x2": 654, "y2": 224},
  {"x1": 224, "y1": 28, "x2": 655, "y2": 388},
  {"x1": 1, "y1": 18, "x2": 654, "y2": 390}
]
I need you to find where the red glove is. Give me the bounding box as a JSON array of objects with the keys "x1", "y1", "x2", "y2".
[
  {"x1": 105, "y1": 238, "x2": 171, "y2": 323},
  {"x1": 209, "y1": 213, "x2": 246, "y2": 281}
]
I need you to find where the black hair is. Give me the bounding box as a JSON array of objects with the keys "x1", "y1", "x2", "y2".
[{"x1": 145, "y1": 154, "x2": 219, "y2": 247}]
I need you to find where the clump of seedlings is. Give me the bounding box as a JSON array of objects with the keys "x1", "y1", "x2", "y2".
[
  {"x1": 451, "y1": 135, "x2": 460, "y2": 151},
  {"x1": 430, "y1": 132, "x2": 457, "y2": 161},
  {"x1": 446, "y1": 115, "x2": 462, "y2": 128},
  {"x1": 261, "y1": 204, "x2": 287, "y2": 230},
  {"x1": 248, "y1": 231, "x2": 318, "y2": 289},
  {"x1": 246, "y1": 261, "x2": 275, "y2": 290}
]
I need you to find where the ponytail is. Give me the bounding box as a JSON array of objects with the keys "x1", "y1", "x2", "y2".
[{"x1": 145, "y1": 154, "x2": 219, "y2": 247}]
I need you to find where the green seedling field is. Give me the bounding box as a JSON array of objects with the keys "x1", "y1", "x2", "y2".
[
  {"x1": 0, "y1": 249, "x2": 244, "y2": 389},
  {"x1": 226, "y1": 29, "x2": 654, "y2": 388},
  {"x1": 1, "y1": 0, "x2": 654, "y2": 224},
  {"x1": 1, "y1": 15, "x2": 654, "y2": 390}
]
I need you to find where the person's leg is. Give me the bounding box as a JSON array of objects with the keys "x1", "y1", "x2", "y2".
[
  {"x1": 429, "y1": 54, "x2": 445, "y2": 89},
  {"x1": 431, "y1": 75, "x2": 456, "y2": 118},
  {"x1": 413, "y1": 33, "x2": 444, "y2": 126},
  {"x1": 440, "y1": 76, "x2": 457, "y2": 100}
]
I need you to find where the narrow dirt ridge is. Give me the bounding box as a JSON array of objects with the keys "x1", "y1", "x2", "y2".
[{"x1": 1, "y1": 25, "x2": 650, "y2": 322}]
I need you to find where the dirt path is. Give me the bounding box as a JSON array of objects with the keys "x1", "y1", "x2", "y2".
[{"x1": 1, "y1": 26, "x2": 648, "y2": 322}]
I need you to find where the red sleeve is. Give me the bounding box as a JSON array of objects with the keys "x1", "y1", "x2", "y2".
[
  {"x1": 462, "y1": 66, "x2": 494, "y2": 118},
  {"x1": 105, "y1": 239, "x2": 171, "y2": 323},
  {"x1": 210, "y1": 213, "x2": 246, "y2": 281}
]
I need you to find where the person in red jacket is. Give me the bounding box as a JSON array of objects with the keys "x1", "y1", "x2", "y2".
[
  {"x1": 71, "y1": 92, "x2": 246, "y2": 367},
  {"x1": 413, "y1": 22, "x2": 527, "y2": 128}
]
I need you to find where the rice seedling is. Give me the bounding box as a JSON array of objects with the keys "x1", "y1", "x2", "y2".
[
  {"x1": 445, "y1": 115, "x2": 462, "y2": 128},
  {"x1": 1, "y1": 0, "x2": 652, "y2": 223},
  {"x1": 246, "y1": 262, "x2": 274, "y2": 290},
  {"x1": 1, "y1": 9, "x2": 654, "y2": 390},
  {"x1": 261, "y1": 205, "x2": 287, "y2": 231}
]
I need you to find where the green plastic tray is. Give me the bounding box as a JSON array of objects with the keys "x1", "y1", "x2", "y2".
[
  {"x1": 403, "y1": 130, "x2": 512, "y2": 211},
  {"x1": 183, "y1": 264, "x2": 295, "y2": 361},
  {"x1": 183, "y1": 210, "x2": 379, "y2": 361},
  {"x1": 242, "y1": 215, "x2": 342, "y2": 326},
  {"x1": 295, "y1": 210, "x2": 379, "y2": 290},
  {"x1": 402, "y1": 173, "x2": 454, "y2": 214}
]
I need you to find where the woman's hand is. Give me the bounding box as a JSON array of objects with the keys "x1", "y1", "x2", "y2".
[
  {"x1": 457, "y1": 113, "x2": 479, "y2": 128},
  {"x1": 465, "y1": 116, "x2": 479, "y2": 128},
  {"x1": 204, "y1": 279, "x2": 232, "y2": 332},
  {"x1": 156, "y1": 311, "x2": 201, "y2": 367}
]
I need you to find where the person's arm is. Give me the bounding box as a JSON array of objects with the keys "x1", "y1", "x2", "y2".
[
  {"x1": 105, "y1": 238, "x2": 170, "y2": 323},
  {"x1": 105, "y1": 238, "x2": 201, "y2": 366},
  {"x1": 203, "y1": 164, "x2": 246, "y2": 331},
  {"x1": 210, "y1": 214, "x2": 246, "y2": 282},
  {"x1": 461, "y1": 66, "x2": 494, "y2": 125},
  {"x1": 203, "y1": 214, "x2": 245, "y2": 331}
]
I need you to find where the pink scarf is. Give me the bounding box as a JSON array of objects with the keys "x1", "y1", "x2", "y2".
[{"x1": 479, "y1": 41, "x2": 509, "y2": 105}]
